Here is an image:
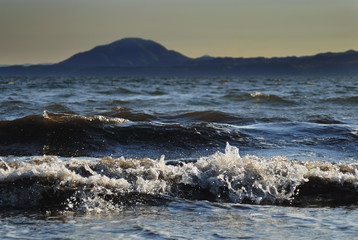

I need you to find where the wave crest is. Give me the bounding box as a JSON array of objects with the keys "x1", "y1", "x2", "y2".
[
  {"x1": 1, "y1": 144, "x2": 358, "y2": 212},
  {"x1": 222, "y1": 92, "x2": 295, "y2": 105},
  {"x1": 43, "y1": 110, "x2": 129, "y2": 124}
]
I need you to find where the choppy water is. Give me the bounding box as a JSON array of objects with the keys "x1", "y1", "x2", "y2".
[{"x1": 1, "y1": 75, "x2": 358, "y2": 239}]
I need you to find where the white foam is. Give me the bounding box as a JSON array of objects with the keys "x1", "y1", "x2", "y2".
[
  {"x1": 1, "y1": 144, "x2": 358, "y2": 211},
  {"x1": 250, "y1": 91, "x2": 267, "y2": 97},
  {"x1": 43, "y1": 110, "x2": 129, "y2": 124}
]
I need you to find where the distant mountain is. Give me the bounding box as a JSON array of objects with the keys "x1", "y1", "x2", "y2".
[
  {"x1": 184, "y1": 49, "x2": 358, "y2": 75},
  {"x1": 195, "y1": 55, "x2": 216, "y2": 61},
  {"x1": 1, "y1": 38, "x2": 358, "y2": 76},
  {"x1": 58, "y1": 38, "x2": 191, "y2": 67}
]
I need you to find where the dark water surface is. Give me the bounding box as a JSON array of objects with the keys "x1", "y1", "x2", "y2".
[{"x1": 1, "y1": 76, "x2": 358, "y2": 239}]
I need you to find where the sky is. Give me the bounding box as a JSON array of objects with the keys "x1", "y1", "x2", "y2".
[{"x1": 1, "y1": 0, "x2": 358, "y2": 65}]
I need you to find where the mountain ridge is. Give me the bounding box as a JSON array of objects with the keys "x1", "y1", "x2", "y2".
[
  {"x1": 1, "y1": 38, "x2": 358, "y2": 76},
  {"x1": 58, "y1": 38, "x2": 191, "y2": 67}
]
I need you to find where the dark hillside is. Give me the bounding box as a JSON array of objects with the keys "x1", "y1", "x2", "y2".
[{"x1": 58, "y1": 38, "x2": 192, "y2": 67}]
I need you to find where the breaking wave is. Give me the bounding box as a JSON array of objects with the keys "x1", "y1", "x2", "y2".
[{"x1": 1, "y1": 144, "x2": 358, "y2": 213}]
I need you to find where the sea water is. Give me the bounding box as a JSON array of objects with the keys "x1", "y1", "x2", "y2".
[{"x1": 0, "y1": 76, "x2": 358, "y2": 239}]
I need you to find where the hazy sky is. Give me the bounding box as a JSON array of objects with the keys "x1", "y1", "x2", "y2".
[{"x1": 1, "y1": 0, "x2": 358, "y2": 64}]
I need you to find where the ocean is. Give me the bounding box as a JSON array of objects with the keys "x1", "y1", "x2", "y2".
[{"x1": 0, "y1": 75, "x2": 358, "y2": 239}]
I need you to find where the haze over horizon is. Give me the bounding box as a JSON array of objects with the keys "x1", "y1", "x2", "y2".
[{"x1": 1, "y1": 0, "x2": 358, "y2": 65}]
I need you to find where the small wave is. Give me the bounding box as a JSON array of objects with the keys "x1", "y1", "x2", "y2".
[
  {"x1": 307, "y1": 115, "x2": 344, "y2": 124},
  {"x1": 0, "y1": 144, "x2": 358, "y2": 213},
  {"x1": 0, "y1": 112, "x2": 250, "y2": 157},
  {"x1": 109, "y1": 108, "x2": 289, "y2": 124},
  {"x1": 146, "y1": 90, "x2": 167, "y2": 96},
  {"x1": 114, "y1": 86, "x2": 138, "y2": 94},
  {"x1": 0, "y1": 100, "x2": 27, "y2": 111},
  {"x1": 222, "y1": 92, "x2": 295, "y2": 105},
  {"x1": 172, "y1": 111, "x2": 246, "y2": 123},
  {"x1": 43, "y1": 110, "x2": 128, "y2": 124},
  {"x1": 110, "y1": 109, "x2": 252, "y2": 124},
  {"x1": 327, "y1": 96, "x2": 358, "y2": 104},
  {"x1": 351, "y1": 129, "x2": 358, "y2": 137},
  {"x1": 0, "y1": 112, "x2": 129, "y2": 156},
  {"x1": 110, "y1": 107, "x2": 157, "y2": 121},
  {"x1": 248, "y1": 92, "x2": 295, "y2": 104}
]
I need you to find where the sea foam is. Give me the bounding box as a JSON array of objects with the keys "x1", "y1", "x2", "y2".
[{"x1": 0, "y1": 144, "x2": 357, "y2": 212}]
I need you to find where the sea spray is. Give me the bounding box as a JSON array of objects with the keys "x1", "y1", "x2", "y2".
[
  {"x1": 1, "y1": 144, "x2": 358, "y2": 211},
  {"x1": 191, "y1": 143, "x2": 308, "y2": 204}
]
